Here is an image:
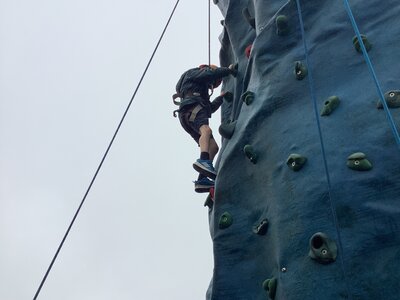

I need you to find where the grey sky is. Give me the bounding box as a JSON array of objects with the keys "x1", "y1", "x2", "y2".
[{"x1": 0, "y1": 1, "x2": 224, "y2": 299}]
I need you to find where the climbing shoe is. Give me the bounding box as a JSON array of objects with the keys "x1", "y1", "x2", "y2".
[
  {"x1": 193, "y1": 159, "x2": 217, "y2": 179},
  {"x1": 194, "y1": 178, "x2": 215, "y2": 193}
]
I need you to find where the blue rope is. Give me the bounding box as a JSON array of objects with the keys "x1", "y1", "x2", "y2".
[
  {"x1": 343, "y1": 0, "x2": 400, "y2": 149},
  {"x1": 295, "y1": 1, "x2": 353, "y2": 298}
]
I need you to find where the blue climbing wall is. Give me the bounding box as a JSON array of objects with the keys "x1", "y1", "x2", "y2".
[{"x1": 208, "y1": 0, "x2": 400, "y2": 299}]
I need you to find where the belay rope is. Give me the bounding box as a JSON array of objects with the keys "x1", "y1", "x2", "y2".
[{"x1": 32, "y1": 1, "x2": 181, "y2": 299}]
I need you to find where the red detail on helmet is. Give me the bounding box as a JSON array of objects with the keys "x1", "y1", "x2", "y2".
[{"x1": 245, "y1": 44, "x2": 252, "y2": 58}]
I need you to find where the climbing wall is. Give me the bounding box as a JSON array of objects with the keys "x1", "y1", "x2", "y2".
[{"x1": 207, "y1": 0, "x2": 400, "y2": 299}]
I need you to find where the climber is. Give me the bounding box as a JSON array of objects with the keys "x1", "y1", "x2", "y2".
[{"x1": 173, "y1": 64, "x2": 237, "y2": 193}]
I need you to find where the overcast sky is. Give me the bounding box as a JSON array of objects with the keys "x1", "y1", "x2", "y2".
[{"x1": 0, "y1": 1, "x2": 224, "y2": 299}]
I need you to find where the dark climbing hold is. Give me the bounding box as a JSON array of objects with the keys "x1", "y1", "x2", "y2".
[
  {"x1": 219, "y1": 120, "x2": 237, "y2": 139},
  {"x1": 377, "y1": 90, "x2": 400, "y2": 109},
  {"x1": 262, "y1": 278, "x2": 277, "y2": 299},
  {"x1": 222, "y1": 91, "x2": 234, "y2": 103},
  {"x1": 286, "y1": 154, "x2": 307, "y2": 171},
  {"x1": 219, "y1": 212, "x2": 233, "y2": 229},
  {"x1": 242, "y1": 7, "x2": 255, "y2": 29},
  {"x1": 309, "y1": 232, "x2": 338, "y2": 264},
  {"x1": 204, "y1": 194, "x2": 213, "y2": 209},
  {"x1": 242, "y1": 91, "x2": 255, "y2": 105},
  {"x1": 347, "y1": 152, "x2": 372, "y2": 171},
  {"x1": 220, "y1": 20, "x2": 225, "y2": 26},
  {"x1": 294, "y1": 61, "x2": 308, "y2": 80},
  {"x1": 213, "y1": 0, "x2": 218, "y2": 4},
  {"x1": 353, "y1": 34, "x2": 371, "y2": 53},
  {"x1": 321, "y1": 96, "x2": 340, "y2": 116},
  {"x1": 243, "y1": 145, "x2": 257, "y2": 164},
  {"x1": 276, "y1": 15, "x2": 289, "y2": 36},
  {"x1": 245, "y1": 44, "x2": 252, "y2": 58},
  {"x1": 253, "y1": 219, "x2": 269, "y2": 235}
]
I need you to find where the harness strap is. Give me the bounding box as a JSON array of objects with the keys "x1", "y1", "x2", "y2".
[{"x1": 189, "y1": 104, "x2": 203, "y2": 122}]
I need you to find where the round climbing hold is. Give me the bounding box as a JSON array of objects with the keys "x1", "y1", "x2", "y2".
[
  {"x1": 245, "y1": 44, "x2": 252, "y2": 58},
  {"x1": 243, "y1": 145, "x2": 258, "y2": 164},
  {"x1": 253, "y1": 218, "x2": 269, "y2": 235},
  {"x1": 262, "y1": 278, "x2": 277, "y2": 299},
  {"x1": 377, "y1": 90, "x2": 400, "y2": 109},
  {"x1": 276, "y1": 15, "x2": 289, "y2": 36},
  {"x1": 222, "y1": 91, "x2": 234, "y2": 103},
  {"x1": 352, "y1": 34, "x2": 372, "y2": 53},
  {"x1": 242, "y1": 91, "x2": 255, "y2": 105},
  {"x1": 321, "y1": 96, "x2": 340, "y2": 116},
  {"x1": 281, "y1": 267, "x2": 287, "y2": 273},
  {"x1": 219, "y1": 120, "x2": 237, "y2": 139},
  {"x1": 286, "y1": 154, "x2": 307, "y2": 171},
  {"x1": 347, "y1": 152, "x2": 372, "y2": 171},
  {"x1": 308, "y1": 232, "x2": 338, "y2": 264},
  {"x1": 294, "y1": 61, "x2": 308, "y2": 80},
  {"x1": 213, "y1": 0, "x2": 218, "y2": 4},
  {"x1": 219, "y1": 212, "x2": 233, "y2": 229}
]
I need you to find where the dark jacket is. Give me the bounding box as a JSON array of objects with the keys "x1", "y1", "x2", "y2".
[{"x1": 175, "y1": 66, "x2": 232, "y2": 116}]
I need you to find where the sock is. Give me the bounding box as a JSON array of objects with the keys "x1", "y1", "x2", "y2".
[{"x1": 200, "y1": 152, "x2": 210, "y2": 160}]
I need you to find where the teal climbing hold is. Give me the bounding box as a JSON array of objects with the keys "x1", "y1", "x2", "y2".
[
  {"x1": 242, "y1": 91, "x2": 255, "y2": 105},
  {"x1": 262, "y1": 278, "x2": 277, "y2": 299},
  {"x1": 243, "y1": 145, "x2": 258, "y2": 164},
  {"x1": 321, "y1": 96, "x2": 340, "y2": 116},
  {"x1": 222, "y1": 91, "x2": 234, "y2": 103},
  {"x1": 347, "y1": 152, "x2": 373, "y2": 171},
  {"x1": 294, "y1": 61, "x2": 308, "y2": 80},
  {"x1": 286, "y1": 154, "x2": 307, "y2": 171},
  {"x1": 219, "y1": 212, "x2": 233, "y2": 229},
  {"x1": 352, "y1": 34, "x2": 372, "y2": 53},
  {"x1": 377, "y1": 90, "x2": 400, "y2": 109},
  {"x1": 219, "y1": 120, "x2": 237, "y2": 139},
  {"x1": 276, "y1": 15, "x2": 289, "y2": 36},
  {"x1": 242, "y1": 7, "x2": 255, "y2": 29},
  {"x1": 308, "y1": 232, "x2": 338, "y2": 264},
  {"x1": 253, "y1": 219, "x2": 269, "y2": 235}
]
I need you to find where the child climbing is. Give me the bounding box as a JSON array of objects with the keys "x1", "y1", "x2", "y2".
[{"x1": 173, "y1": 64, "x2": 237, "y2": 193}]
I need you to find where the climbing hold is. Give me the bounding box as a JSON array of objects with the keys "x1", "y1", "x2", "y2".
[
  {"x1": 352, "y1": 34, "x2": 372, "y2": 53},
  {"x1": 276, "y1": 15, "x2": 289, "y2": 36},
  {"x1": 220, "y1": 20, "x2": 225, "y2": 26},
  {"x1": 219, "y1": 120, "x2": 237, "y2": 139},
  {"x1": 294, "y1": 61, "x2": 308, "y2": 80},
  {"x1": 308, "y1": 232, "x2": 338, "y2": 264},
  {"x1": 204, "y1": 194, "x2": 213, "y2": 209},
  {"x1": 222, "y1": 91, "x2": 234, "y2": 103},
  {"x1": 262, "y1": 278, "x2": 277, "y2": 299},
  {"x1": 377, "y1": 90, "x2": 400, "y2": 109},
  {"x1": 242, "y1": 7, "x2": 255, "y2": 29},
  {"x1": 281, "y1": 267, "x2": 287, "y2": 273},
  {"x1": 219, "y1": 212, "x2": 233, "y2": 229},
  {"x1": 320, "y1": 96, "x2": 340, "y2": 116},
  {"x1": 213, "y1": 0, "x2": 218, "y2": 4},
  {"x1": 286, "y1": 154, "x2": 307, "y2": 171},
  {"x1": 242, "y1": 91, "x2": 255, "y2": 105},
  {"x1": 347, "y1": 152, "x2": 373, "y2": 171},
  {"x1": 245, "y1": 44, "x2": 252, "y2": 58},
  {"x1": 253, "y1": 218, "x2": 269, "y2": 235},
  {"x1": 243, "y1": 145, "x2": 257, "y2": 164}
]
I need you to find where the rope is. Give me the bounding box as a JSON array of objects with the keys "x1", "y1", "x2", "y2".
[
  {"x1": 343, "y1": 0, "x2": 400, "y2": 149},
  {"x1": 294, "y1": 0, "x2": 353, "y2": 298},
  {"x1": 32, "y1": 1, "x2": 181, "y2": 299},
  {"x1": 208, "y1": 0, "x2": 211, "y2": 65}
]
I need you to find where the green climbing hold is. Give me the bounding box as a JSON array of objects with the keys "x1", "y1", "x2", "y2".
[
  {"x1": 321, "y1": 96, "x2": 340, "y2": 116},
  {"x1": 294, "y1": 61, "x2": 308, "y2": 80},
  {"x1": 308, "y1": 232, "x2": 337, "y2": 264},
  {"x1": 219, "y1": 212, "x2": 233, "y2": 229},
  {"x1": 262, "y1": 278, "x2": 277, "y2": 299},
  {"x1": 219, "y1": 120, "x2": 237, "y2": 139},
  {"x1": 347, "y1": 152, "x2": 372, "y2": 171},
  {"x1": 377, "y1": 90, "x2": 400, "y2": 109},
  {"x1": 352, "y1": 34, "x2": 372, "y2": 53},
  {"x1": 222, "y1": 91, "x2": 234, "y2": 103},
  {"x1": 243, "y1": 145, "x2": 257, "y2": 164},
  {"x1": 242, "y1": 91, "x2": 255, "y2": 105},
  {"x1": 276, "y1": 15, "x2": 289, "y2": 36},
  {"x1": 253, "y1": 219, "x2": 269, "y2": 235},
  {"x1": 286, "y1": 154, "x2": 307, "y2": 171}
]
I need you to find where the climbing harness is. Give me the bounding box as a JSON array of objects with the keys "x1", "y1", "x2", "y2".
[{"x1": 32, "y1": 1, "x2": 181, "y2": 299}]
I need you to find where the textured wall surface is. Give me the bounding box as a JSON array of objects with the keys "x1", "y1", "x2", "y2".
[{"x1": 207, "y1": 1, "x2": 400, "y2": 299}]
